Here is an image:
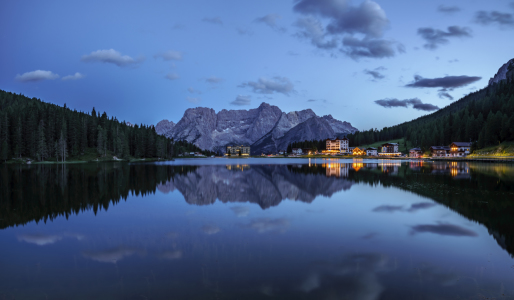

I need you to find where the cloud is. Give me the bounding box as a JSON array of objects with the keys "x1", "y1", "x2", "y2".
[
  {"x1": 405, "y1": 75, "x2": 482, "y2": 89},
  {"x1": 201, "y1": 224, "x2": 220, "y2": 235},
  {"x1": 374, "y1": 98, "x2": 439, "y2": 111},
  {"x1": 293, "y1": 17, "x2": 338, "y2": 49},
  {"x1": 307, "y1": 99, "x2": 317, "y2": 102},
  {"x1": 437, "y1": 5, "x2": 461, "y2": 14},
  {"x1": 475, "y1": 11, "x2": 514, "y2": 27},
  {"x1": 406, "y1": 202, "x2": 437, "y2": 212},
  {"x1": 206, "y1": 76, "x2": 223, "y2": 84},
  {"x1": 448, "y1": 59, "x2": 459, "y2": 63},
  {"x1": 239, "y1": 76, "x2": 295, "y2": 95},
  {"x1": 254, "y1": 14, "x2": 286, "y2": 32},
  {"x1": 202, "y1": 17, "x2": 223, "y2": 25},
  {"x1": 294, "y1": 0, "x2": 389, "y2": 38},
  {"x1": 364, "y1": 67, "x2": 386, "y2": 80},
  {"x1": 372, "y1": 205, "x2": 403, "y2": 213},
  {"x1": 17, "y1": 234, "x2": 62, "y2": 246},
  {"x1": 15, "y1": 70, "x2": 59, "y2": 82},
  {"x1": 242, "y1": 218, "x2": 289, "y2": 233},
  {"x1": 81, "y1": 49, "x2": 143, "y2": 67},
  {"x1": 154, "y1": 50, "x2": 183, "y2": 61},
  {"x1": 292, "y1": 0, "x2": 403, "y2": 59},
  {"x1": 230, "y1": 95, "x2": 251, "y2": 106},
  {"x1": 342, "y1": 36, "x2": 402, "y2": 59},
  {"x1": 511, "y1": 2, "x2": 514, "y2": 10},
  {"x1": 62, "y1": 72, "x2": 84, "y2": 81},
  {"x1": 236, "y1": 27, "x2": 254, "y2": 36},
  {"x1": 82, "y1": 247, "x2": 141, "y2": 263},
  {"x1": 410, "y1": 223, "x2": 478, "y2": 237},
  {"x1": 287, "y1": 51, "x2": 300, "y2": 56},
  {"x1": 438, "y1": 92, "x2": 454, "y2": 100},
  {"x1": 230, "y1": 206, "x2": 250, "y2": 217},
  {"x1": 187, "y1": 97, "x2": 200, "y2": 103},
  {"x1": 165, "y1": 73, "x2": 179, "y2": 80},
  {"x1": 187, "y1": 87, "x2": 201, "y2": 94},
  {"x1": 417, "y1": 26, "x2": 472, "y2": 50}
]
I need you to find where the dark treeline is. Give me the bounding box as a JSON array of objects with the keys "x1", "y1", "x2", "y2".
[
  {"x1": 0, "y1": 90, "x2": 211, "y2": 162},
  {"x1": 347, "y1": 68, "x2": 514, "y2": 151},
  {"x1": 0, "y1": 163, "x2": 198, "y2": 229},
  {"x1": 287, "y1": 140, "x2": 327, "y2": 153}
]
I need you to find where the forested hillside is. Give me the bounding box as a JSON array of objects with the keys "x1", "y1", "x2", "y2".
[
  {"x1": 0, "y1": 90, "x2": 209, "y2": 162},
  {"x1": 348, "y1": 65, "x2": 514, "y2": 152}
]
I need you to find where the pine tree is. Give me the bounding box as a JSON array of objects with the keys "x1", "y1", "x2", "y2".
[
  {"x1": 36, "y1": 120, "x2": 48, "y2": 161},
  {"x1": 1, "y1": 140, "x2": 8, "y2": 162},
  {"x1": 97, "y1": 125, "x2": 104, "y2": 156}
]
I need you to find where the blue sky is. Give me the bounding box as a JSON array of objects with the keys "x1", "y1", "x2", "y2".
[{"x1": 1, "y1": 0, "x2": 513, "y2": 130}]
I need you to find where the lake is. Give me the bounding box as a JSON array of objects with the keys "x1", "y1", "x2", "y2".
[{"x1": 1, "y1": 158, "x2": 514, "y2": 299}]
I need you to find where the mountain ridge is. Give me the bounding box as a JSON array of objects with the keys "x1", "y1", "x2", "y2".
[{"x1": 156, "y1": 103, "x2": 357, "y2": 154}]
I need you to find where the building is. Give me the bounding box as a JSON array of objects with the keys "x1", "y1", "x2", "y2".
[
  {"x1": 324, "y1": 137, "x2": 349, "y2": 154},
  {"x1": 292, "y1": 148, "x2": 303, "y2": 155},
  {"x1": 379, "y1": 143, "x2": 401, "y2": 156},
  {"x1": 449, "y1": 142, "x2": 471, "y2": 157},
  {"x1": 409, "y1": 148, "x2": 423, "y2": 158},
  {"x1": 303, "y1": 148, "x2": 313, "y2": 155},
  {"x1": 366, "y1": 147, "x2": 378, "y2": 156},
  {"x1": 225, "y1": 145, "x2": 250, "y2": 156},
  {"x1": 429, "y1": 146, "x2": 450, "y2": 157},
  {"x1": 352, "y1": 146, "x2": 367, "y2": 156}
]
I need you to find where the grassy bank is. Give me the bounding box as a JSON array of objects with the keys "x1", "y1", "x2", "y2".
[{"x1": 469, "y1": 141, "x2": 514, "y2": 157}]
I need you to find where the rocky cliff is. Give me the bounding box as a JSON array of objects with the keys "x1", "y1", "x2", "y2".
[
  {"x1": 156, "y1": 165, "x2": 354, "y2": 208},
  {"x1": 155, "y1": 119, "x2": 175, "y2": 135},
  {"x1": 157, "y1": 103, "x2": 358, "y2": 153},
  {"x1": 489, "y1": 58, "x2": 514, "y2": 85}
]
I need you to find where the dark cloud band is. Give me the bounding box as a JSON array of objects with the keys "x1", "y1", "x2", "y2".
[{"x1": 405, "y1": 75, "x2": 481, "y2": 88}]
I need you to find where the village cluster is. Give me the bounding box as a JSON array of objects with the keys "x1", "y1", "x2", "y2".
[{"x1": 223, "y1": 138, "x2": 472, "y2": 158}]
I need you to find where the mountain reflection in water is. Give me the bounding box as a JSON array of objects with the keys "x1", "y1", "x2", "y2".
[{"x1": 1, "y1": 159, "x2": 514, "y2": 299}]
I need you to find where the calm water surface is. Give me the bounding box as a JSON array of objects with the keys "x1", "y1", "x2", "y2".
[{"x1": 1, "y1": 158, "x2": 514, "y2": 299}]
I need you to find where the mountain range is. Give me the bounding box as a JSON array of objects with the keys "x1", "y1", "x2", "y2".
[{"x1": 156, "y1": 103, "x2": 357, "y2": 154}]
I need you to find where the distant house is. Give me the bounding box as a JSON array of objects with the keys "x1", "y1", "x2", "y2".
[
  {"x1": 449, "y1": 142, "x2": 471, "y2": 157},
  {"x1": 226, "y1": 145, "x2": 251, "y2": 156},
  {"x1": 379, "y1": 143, "x2": 401, "y2": 156},
  {"x1": 366, "y1": 147, "x2": 378, "y2": 156},
  {"x1": 324, "y1": 137, "x2": 350, "y2": 154},
  {"x1": 429, "y1": 146, "x2": 450, "y2": 157},
  {"x1": 292, "y1": 148, "x2": 303, "y2": 155},
  {"x1": 409, "y1": 148, "x2": 423, "y2": 158},
  {"x1": 303, "y1": 148, "x2": 313, "y2": 155},
  {"x1": 352, "y1": 146, "x2": 367, "y2": 156}
]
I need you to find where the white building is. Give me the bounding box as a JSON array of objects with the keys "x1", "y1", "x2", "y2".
[
  {"x1": 324, "y1": 138, "x2": 349, "y2": 154},
  {"x1": 366, "y1": 147, "x2": 378, "y2": 156},
  {"x1": 292, "y1": 148, "x2": 303, "y2": 155}
]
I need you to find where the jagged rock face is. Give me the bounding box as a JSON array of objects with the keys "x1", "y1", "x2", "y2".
[
  {"x1": 156, "y1": 165, "x2": 354, "y2": 209},
  {"x1": 155, "y1": 120, "x2": 175, "y2": 136},
  {"x1": 489, "y1": 58, "x2": 514, "y2": 85},
  {"x1": 275, "y1": 117, "x2": 336, "y2": 153},
  {"x1": 157, "y1": 102, "x2": 358, "y2": 152}
]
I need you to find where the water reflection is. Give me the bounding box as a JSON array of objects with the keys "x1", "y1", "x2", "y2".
[{"x1": 1, "y1": 160, "x2": 514, "y2": 299}]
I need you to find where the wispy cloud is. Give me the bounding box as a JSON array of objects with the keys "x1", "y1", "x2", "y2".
[
  {"x1": 15, "y1": 70, "x2": 59, "y2": 82},
  {"x1": 475, "y1": 11, "x2": 514, "y2": 27},
  {"x1": 254, "y1": 14, "x2": 286, "y2": 32},
  {"x1": 437, "y1": 5, "x2": 461, "y2": 14},
  {"x1": 239, "y1": 76, "x2": 295, "y2": 95},
  {"x1": 374, "y1": 98, "x2": 439, "y2": 111},
  {"x1": 205, "y1": 76, "x2": 223, "y2": 84},
  {"x1": 165, "y1": 73, "x2": 179, "y2": 80},
  {"x1": 417, "y1": 26, "x2": 471, "y2": 50},
  {"x1": 410, "y1": 223, "x2": 478, "y2": 237},
  {"x1": 81, "y1": 49, "x2": 144, "y2": 67},
  {"x1": 364, "y1": 67, "x2": 386, "y2": 81},
  {"x1": 202, "y1": 17, "x2": 223, "y2": 25},
  {"x1": 405, "y1": 75, "x2": 481, "y2": 89},
  {"x1": 154, "y1": 50, "x2": 183, "y2": 61},
  {"x1": 230, "y1": 95, "x2": 251, "y2": 106},
  {"x1": 187, "y1": 96, "x2": 200, "y2": 103},
  {"x1": 62, "y1": 72, "x2": 84, "y2": 81}
]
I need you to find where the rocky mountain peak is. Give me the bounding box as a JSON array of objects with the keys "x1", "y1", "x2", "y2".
[{"x1": 489, "y1": 58, "x2": 514, "y2": 86}]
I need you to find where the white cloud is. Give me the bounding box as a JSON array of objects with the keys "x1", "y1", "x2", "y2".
[
  {"x1": 17, "y1": 234, "x2": 62, "y2": 246},
  {"x1": 81, "y1": 49, "x2": 143, "y2": 67},
  {"x1": 166, "y1": 73, "x2": 179, "y2": 80},
  {"x1": 62, "y1": 72, "x2": 85, "y2": 81},
  {"x1": 239, "y1": 77, "x2": 295, "y2": 95},
  {"x1": 230, "y1": 95, "x2": 251, "y2": 106},
  {"x1": 15, "y1": 70, "x2": 59, "y2": 82},
  {"x1": 154, "y1": 50, "x2": 183, "y2": 61},
  {"x1": 206, "y1": 76, "x2": 223, "y2": 84},
  {"x1": 187, "y1": 96, "x2": 200, "y2": 103}
]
